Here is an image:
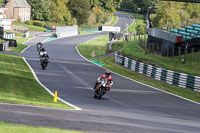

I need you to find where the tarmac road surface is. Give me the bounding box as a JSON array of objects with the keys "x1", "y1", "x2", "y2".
[{"x1": 0, "y1": 12, "x2": 200, "y2": 133}]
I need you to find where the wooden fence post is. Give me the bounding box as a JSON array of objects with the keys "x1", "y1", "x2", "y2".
[
  {"x1": 172, "y1": 46, "x2": 175, "y2": 59},
  {"x1": 183, "y1": 47, "x2": 187, "y2": 64},
  {"x1": 192, "y1": 48, "x2": 194, "y2": 63},
  {"x1": 156, "y1": 43, "x2": 159, "y2": 55},
  {"x1": 167, "y1": 47, "x2": 169, "y2": 57}
]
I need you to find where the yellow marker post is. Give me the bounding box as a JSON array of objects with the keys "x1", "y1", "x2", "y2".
[{"x1": 53, "y1": 91, "x2": 57, "y2": 102}]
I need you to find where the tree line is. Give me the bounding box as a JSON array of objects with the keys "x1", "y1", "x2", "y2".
[
  {"x1": 120, "y1": 0, "x2": 200, "y2": 27},
  {"x1": 27, "y1": 0, "x2": 122, "y2": 26}
]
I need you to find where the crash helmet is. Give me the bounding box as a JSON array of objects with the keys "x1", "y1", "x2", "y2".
[{"x1": 105, "y1": 70, "x2": 111, "y2": 76}]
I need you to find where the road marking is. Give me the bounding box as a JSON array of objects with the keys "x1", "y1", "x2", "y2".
[
  {"x1": 77, "y1": 47, "x2": 200, "y2": 105},
  {"x1": 58, "y1": 64, "x2": 90, "y2": 88},
  {"x1": 76, "y1": 13, "x2": 200, "y2": 105},
  {"x1": 90, "y1": 60, "x2": 104, "y2": 66},
  {"x1": 21, "y1": 35, "x2": 35, "y2": 54},
  {"x1": 112, "y1": 13, "x2": 119, "y2": 26},
  {"x1": 0, "y1": 102, "x2": 78, "y2": 111},
  {"x1": 22, "y1": 58, "x2": 82, "y2": 111}
]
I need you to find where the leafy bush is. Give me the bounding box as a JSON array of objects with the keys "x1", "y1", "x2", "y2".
[
  {"x1": 0, "y1": 39, "x2": 6, "y2": 44},
  {"x1": 33, "y1": 21, "x2": 45, "y2": 27},
  {"x1": 25, "y1": 20, "x2": 33, "y2": 25}
]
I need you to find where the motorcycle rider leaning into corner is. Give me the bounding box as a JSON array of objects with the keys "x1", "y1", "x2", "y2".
[{"x1": 94, "y1": 71, "x2": 113, "y2": 91}]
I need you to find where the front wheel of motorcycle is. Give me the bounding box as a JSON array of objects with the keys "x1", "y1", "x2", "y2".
[{"x1": 97, "y1": 95, "x2": 102, "y2": 99}]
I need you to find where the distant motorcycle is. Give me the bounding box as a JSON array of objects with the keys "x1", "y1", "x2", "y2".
[
  {"x1": 94, "y1": 78, "x2": 110, "y2": 99},
  {"x1": 36, "y1": 42, "x2": 43, "y2": 52},
  {"x1": 37, "y1": 42, "x2": 49, "y2": 70},
  {"x1": 40, "y1": 51, "x2": 49, "y2": 70}
]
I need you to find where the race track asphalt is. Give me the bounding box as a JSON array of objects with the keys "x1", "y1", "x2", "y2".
[{"x1": 0, "y1": 12, "x2": 200, "y2": 133}]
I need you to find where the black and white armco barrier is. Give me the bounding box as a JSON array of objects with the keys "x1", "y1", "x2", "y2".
[{"x1": 115, "y1": 53, "x2": 200, "y2": 92}]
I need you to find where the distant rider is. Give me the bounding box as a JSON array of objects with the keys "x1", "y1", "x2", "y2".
[
  {"x1": 39, "y1": 47, "x2": 49, "y2": 61},
  {"x1": 94, "y1": 71, "x2": 113, "y2": 91},
  {"x1": 37, "y1": 42, "x2": 43, "y2": 52}
]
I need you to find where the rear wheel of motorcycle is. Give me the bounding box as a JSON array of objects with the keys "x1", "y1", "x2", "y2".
[
  {"x1": 94, "y1": 90, "x2": 98, "y2": 99},
  {"x1": 42, "y1": 64, "x2": 46, "y2": 70}
]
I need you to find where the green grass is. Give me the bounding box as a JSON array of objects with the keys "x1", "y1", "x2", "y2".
[
  {"x1": 9, "y1": 44, "x2": 27, "y2": 53},
  {"x1": 13, "y1": 31, "x2": 25, "y2": 37},
  {"x1": 13, "y1": 22, "x2": 46, "y2": 32},
  {"x1": 79, "y1": 14, "x2": 118, "y2": 35},
  {"x1": 78, "y1": 35, "x2": 108, "y2": 57},
  {"x1": 0, "y1": 122, "x2": 84, "y2": 133},
  {"x1": 0, "y1": 53, "x2": 71, "y2": 109},
  {"x1": 79, "y1": 31, "x2": 95, "y2": 35},
  {"x1": 107, "y1": 15, "x2": 118, "y2": 26},
  {"x1": 92, "y1": 57, "x2": 200, "y2": 103},
  {"x1": 117, "y1": 10, "x2": 145, "y2": 32},
  {"x1": 77, "y1": 36, "x2": 200, "y2": 103},
  {"x1": 8, "y1": 35, "x2": 33, "y2": 53},
  {"x1": 112, "y1": 39, "x2": 200, "y2": 76}
]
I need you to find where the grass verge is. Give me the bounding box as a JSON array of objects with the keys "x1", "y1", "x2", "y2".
[
  {"x1": 9, "y1": 35, "x2": 33, "y2": 53},
  {"x1": 117, "y1": 10, "x2": 145, "y2": 32},
  {"x1": 77, "y1": 36, "x2": 200, "y2": 103},
  {"x1": 13, "y1": 22, "x2": 46, "y2": 32},
  {"x1": 79, "y1": 14, "x2": 118, "y2": 35},
  {"x1": 112, "y1": 39, "x2": 200, "y2": 76},
  {"x1": 93, "y1": 57, "x2": 200, "y2": 103},
  {"x1": 78, "y1": 35, "x2": 108, "y2": 57},
  {"x1": 108, "y1": 15, "x2": 118, "y2": 26},
  {"x1": 0, "y1": 53, "x2": 71, "y2": 109},
  {"x1": 0, "y1": 122, "x2": 84, "y2": 133}
]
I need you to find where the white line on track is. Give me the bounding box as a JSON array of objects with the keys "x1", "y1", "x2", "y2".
[
  {"x1": 20, "y1": 34, "x2": 82, "y2": 111},
  {"x1": 0, "y1": 102, "x2": 78, "y2": 111},
  {"x1": 21, "y1": 35, "x2": 36, "y2": 54},
  {"x1": 76, "y1": 45, "x2": 200, "y2": 105},
  {"x1": 76, "y1": 13, "x2": 200, "y2": 105},
  {"x1": 22, "y1": 57, "x2": 82, "y2": 110}
]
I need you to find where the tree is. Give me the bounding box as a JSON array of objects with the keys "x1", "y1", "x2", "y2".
[
  {"x1": 27, "y1": 0, "x2": 51, "y2": 21},
  {"x1": 136, "y1": 24, "x2": 146, "y2": 34},
  {"x1": 49, "y1": 0, "x2": 73, "y2": 24},
  {"x1": 90, "y1": 0, "x2": 122, "y2": 23},
  {"x1": 68, "y1": 0, "x2": 91, "y2": 25},
  {"x1": 153, "y1": 2, "x2": 183, "y2": 27}
]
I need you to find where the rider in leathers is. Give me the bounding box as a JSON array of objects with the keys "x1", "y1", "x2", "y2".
[{"x1": 94, "y1": 71, "x2": 113, "y2": 91}]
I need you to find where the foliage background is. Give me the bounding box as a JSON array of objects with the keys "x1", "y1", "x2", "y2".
[{"x1": 26, "y1": 0, "x2": 122, "y2": 26}]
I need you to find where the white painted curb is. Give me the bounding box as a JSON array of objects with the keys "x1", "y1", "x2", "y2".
[
  {"x1": 113, "y1": 15, "x2": 119, "y2": 26},
  {"x1": 22, "y1": 35, "x2": 36, "y2": 45},
  {"x1": 77, "y1": 46, "x2": 200, "y2": 105},
  {"x1": 22, "y1": 57, "x2": 82, "y2": 110},
  {"x1": 0, "y1": 102, "x2": 79, "y2": 111},
  {"x1": 21, "y1": 33, "x2": 82, "y2": 110},
  {"x1": 76, "y1": 14, "x2": 200, "y2": 105},
  {"x1": 21, "y1": 35, "x2": 35, "y2": 54}
]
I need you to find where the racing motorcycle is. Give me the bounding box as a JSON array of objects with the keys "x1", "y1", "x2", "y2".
[
  {"x1": 40, "y1": 51, "x2": 49, "y2": 70},
  {"x1": 94, "y1": 78, "x2": 110, "y2": 99}
]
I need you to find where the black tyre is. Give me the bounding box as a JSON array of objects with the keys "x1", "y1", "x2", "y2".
[
  {"x1": 94, "y1": 89, "x2": 99, "y2": 99},
  {"x1": 97, "y1": 95, "x2": 102, "y2": 99},
  {"x1": 41, "y1": 63, "x2": 47, "y2": 70}
]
